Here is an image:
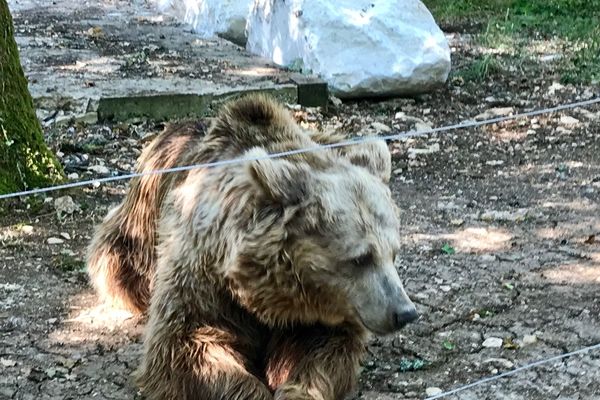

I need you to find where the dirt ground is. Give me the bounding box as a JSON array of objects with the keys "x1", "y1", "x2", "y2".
[{"x1": 2, "y1": 5, "x2": 600, "y2": 400}]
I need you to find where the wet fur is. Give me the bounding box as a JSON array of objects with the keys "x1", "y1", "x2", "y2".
[{"x1": 87, "y1": 94, "x2": 395, "y2": 400}]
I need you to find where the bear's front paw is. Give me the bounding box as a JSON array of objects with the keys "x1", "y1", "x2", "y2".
[{"x1": 274, "y1": 384, "x2": 324, "y2": 400}]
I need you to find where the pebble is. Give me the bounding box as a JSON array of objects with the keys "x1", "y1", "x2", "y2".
[
  {"x1": 482, "y1": 337, "x2": 503, "y2": 348},
  {"x1": 20, "y1": 225, "x2": 34, "y2": 234},
  {"x1": 425, "y1": 387, "x2": 443, "y2": 396},
  {"x1": 60, "y1": 232, "x2": 71, "y2": 240},
  {"x1": 522, "y1": 334, "x2": 538, "y2": 346},
  {"x1": 87, "y1": 165, "x2": 110, "y2": 175},
  {"x1": 483, "y1": 357, "x2": 515, "y2": 369},
  {"x1": 67, "y1": 172, "x2": 79, "y2": 180},
  {"x1": 371, "y1": 122, "x2": 392, "y2": 133},
  {"x1": 450, "y1": 219, "x2": 464, "y2": 226},
  {"x1": 486, "y1": 160, "x2": 505, "y2": 166},
  {"x1": 414, "y1": 121, "x2": 433, "y2": 132},
  {"x1": 408, "y1": 143, "x2": 440, "y2": 158},
  {"x1": 475, "y1": 107, "x2": 514, "y2": 120},
  {"x1": 480, "y1": 254, "x2": 497, "y2": 263},
  {"x1": 480, "y1": 209, "x2": 528, "y2": 222},
  {"x1": 559, "y1": 115, "x2": 580, "y2": 126},
  {"x1": 47, "y1": 237, "x2": 65, "y2": 245},
  {"x1": 54, "y1": 195, "x2": 80, "y2": 216},
  {"x1": 1, "y1": 358, "x2": 17, "y2": 367}
]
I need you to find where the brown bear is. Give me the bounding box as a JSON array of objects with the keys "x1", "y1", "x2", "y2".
[{"x1": 86, "y1": 94, "x2": 418, "y2": 400}]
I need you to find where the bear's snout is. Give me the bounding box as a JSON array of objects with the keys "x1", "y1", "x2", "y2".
[{"x1": 392, "y1": 306, "x2": 419, "y2": 330}]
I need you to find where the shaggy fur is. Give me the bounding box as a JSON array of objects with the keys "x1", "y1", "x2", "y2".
[{"x1": 86, "y1": 94, "x2": 416, "y2": 400}]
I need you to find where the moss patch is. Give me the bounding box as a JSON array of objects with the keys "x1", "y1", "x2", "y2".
[{"x1": 0, "y1": 0, "x2": 64, "y2": 195}]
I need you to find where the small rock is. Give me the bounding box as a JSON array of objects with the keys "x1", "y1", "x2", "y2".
[
  {"x1": 475, "y1": 107, "x2": 514, "y2": 120},
  {"x1": 47, "y1": 318, "x2": 58, "y2": 325},
  {"x1": 371, "y1": 122, "x2": 392, "y2": 133},
  {"x1": 450, "y1": 219, "x2": 464, "y2": 226},
  {"x1": 60, "y1": 232, "x2": 71, "y2": 240},
  {"x1": 486, "y1": 160, "x2": 505, "y2": 166},
  {"x1": 87, "y1": 165, "x2": 111, "y2": 176},
  {"x1": 548, "y1": 82, "x2": 565, "y2": 95},
  {"x1": 414, "y1": 121, "x2": 433, "y2": 132},
  {"x1": 483, "y1": 357, "x2": 514, "y2": 369},
  {"x1": 54, "y1": 196, "x2": 80, "y2": 217},
  {"x1": 522, "y1": 334, "x2": 538, "y2": 346},
  {"x1": 482, "y1": 337, "x2": 503, "y2": 348},
  {"x1": 1, "y1": 358, "x2": 17, "y2": 367},
  {"x1": 20, "y1": 225, "x2": 34, "y2": 234},
  {"x1": 480, "y1": 254, "x2": 497, "y2": 263},
  {"x1": 559, "y1": 115, "x2": 580, "y2": 126},
  {"x1": 437, "y1": 201, "x2": 459, "y2": 210},
  {"x1": 47, "y1": 237, "x2": 65, "y2": 245},
  {"x1": 480, "y1": 209, "x2": 528, "y2": 222},
  {"x1": 425, "y1": 387, "x2": 443, "y2": 397},
  {"x1": 67, "y1": 173, "x2": 79, "y2": 180},
  {"x1": 408, "y1": 143, "x2": 440, "y2": 158},
  {"x1": 440, "y1": 285, "x2": 451, "y2": 292}
]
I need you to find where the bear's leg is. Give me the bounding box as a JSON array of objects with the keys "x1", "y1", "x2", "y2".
[
  {"x1": 265, "y1": 324, "x2": 366, "y2": 400},
  {"x1": 135, "y1": 322, "x2": 273, "y2": 400}
]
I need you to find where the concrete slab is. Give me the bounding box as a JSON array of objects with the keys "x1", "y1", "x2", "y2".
[{"x1": 8, "y1": 0, "x2": 327, "y2": 123}]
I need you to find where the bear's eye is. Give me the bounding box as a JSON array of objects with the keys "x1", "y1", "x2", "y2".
[{"x1": 351, "y1": 252, "x2": 374, "y2": 267}]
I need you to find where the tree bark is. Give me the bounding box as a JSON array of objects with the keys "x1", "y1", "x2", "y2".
[{"x1": 0, "y1": 0, "x2": 64, "y2": 194}]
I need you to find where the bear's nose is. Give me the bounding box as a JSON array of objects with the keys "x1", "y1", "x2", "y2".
[{"x1": 392, "y1": 307, "x2": 419, "y2": 329}]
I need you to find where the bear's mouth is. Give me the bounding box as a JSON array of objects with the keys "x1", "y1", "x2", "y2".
[{"x1": 353, "y1": 308, "x2": 395, "y2": 336}]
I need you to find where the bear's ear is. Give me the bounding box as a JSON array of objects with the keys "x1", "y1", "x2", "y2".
[
  {"x1": 245, "y1": 148, "x2": 312, "y2": 205},
  {"x1": 341, "y1": 139, "x2": 391, "y2": 183}
]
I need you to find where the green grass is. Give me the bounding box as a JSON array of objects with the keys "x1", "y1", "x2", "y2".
[
  {"x1": 424, "y1": 0, "x2": 600, "y2": 84},
  {"x1": 454, "y1": 54, "x2": 502, "y2": 82}
]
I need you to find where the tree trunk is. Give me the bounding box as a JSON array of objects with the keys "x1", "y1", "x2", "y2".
[{"x1": 0, "y1": 0, "x2": 64, "y2": 194}]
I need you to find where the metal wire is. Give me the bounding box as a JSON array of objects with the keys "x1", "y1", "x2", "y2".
[
  {"x1": 425, "y1": 342, "x2": 600, "y2": 399},
  {"x1": 0, "y1": 96, "x2": 598, "y2": 201}
]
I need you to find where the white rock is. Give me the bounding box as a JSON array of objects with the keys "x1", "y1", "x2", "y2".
[
  {"x1": 414, "y1": 121, "x2": 433, "y2": 132},
  {"x1": 54, "y1": 196, "x2": 80, "y2": 217},
  {"x1": 0, "y1": 358, "x2": 16, "y2": 367},
  {"x1": 246, "y1": 0, "x2": 451, "y2": 98},
  {"x1": 522, "y1": 334, "x2": 538, "y2": 346},
  {"x1": 482, "y1": 337, "x2": 503, "y2": 348},
  {"x1": 483, "y1": 357, "x2": 514, "y2": 369},
  {"x1": 408, "y1": 143, "x2": 440, "y2": 157},
  {"x1": 480, "y1": 254, "x2": 496, "y2": 263},
  {"x1": 20, "y1": 225, "x2": 34, "y2": 234},
  {"x1": 486, "y1": 160, "x2": 505, "y2": 166},
  {"x1": 559, "y1": 115, "x2": 580, "y2": 126},
  {"x1": 60, "y1": 232, "x2": 71, "y2": 240},
  {"x1": 371, "y1": 122, "x2": 392, "y2": 133},
  {"x1": 425, "y1": 387, "x2": 442, "y2": 396},
  {"x1": 87, "y1": 165, "x2": 111, "y2": 176},
  {"x1": 153, "y1": 0, "x2": 252, "y2": 45},
  {"x1": 480, "y1": 209, "x2": 528, "y2": 222},
  {"x1": 47, "y1": 237, "x2": 65, "y2": 245},
  {"x1": 475, "y1": 107, "x2": 514, "y2": 120},
  {"x1": 67, "y1": 172, "x2": 79, "y2": 180},
  {"x1": 450, "y1": 218, "x2": 464, "y2": 226}
]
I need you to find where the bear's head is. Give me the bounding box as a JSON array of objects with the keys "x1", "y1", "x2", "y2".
[{"x1": 227, "y1": 137, "x2": 418, "y2": 335}]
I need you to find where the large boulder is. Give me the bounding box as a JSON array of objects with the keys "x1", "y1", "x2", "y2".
[
  {"x1": 246, "y1": 0, "x2": 451, "y2": 98},
  {"x1": 153, "y1": 0, "x2": 252, "y2": 46}
]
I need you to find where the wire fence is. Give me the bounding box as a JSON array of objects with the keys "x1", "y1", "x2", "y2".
[
  {"x1": 1, "y1": 95, "x2": 600, "y2": 399},
  {"x1": 0, "y1": 96, "x2": 598, "y2": 201},
  {"x1": 425, "y1": 342, "x2": 600, "y2": 399}
]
